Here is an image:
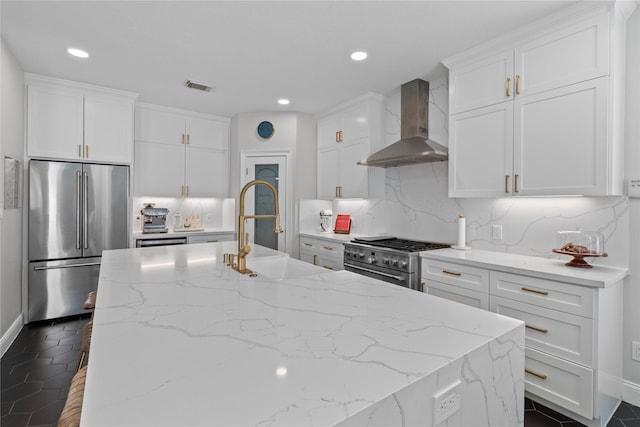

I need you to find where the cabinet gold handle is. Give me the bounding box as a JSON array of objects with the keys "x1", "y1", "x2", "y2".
[
  {"x1": 186, "y1": 185, "x2": 190, "y2": 197},
  {"x1": 206, "y1": 240, "x2": 219, "y2": 243},
  {"x1": 335, "y1": 131, "x2": 340, "y2": 143},
  {"x1": 313, "y1": 255, "x2": 318, "y2": 265},
  {"x1": 304, "y1": 242, "x2": 313, "y2": 247},
  {"x1": 521, "y1": 287, "x2": 549, "y2": 296},
  {"x1": 505, "y1": 175, "x2": 510, "y2": 193},
  {"x1": 85, "y1": 145, "x2": 89, "y2": 158},
  {"x1": 514, "y1": 174, "x2": 519, "y2": 193},
  {"x1": 506, "y1": 77, "x2": 511, "y2": 97},
  {"x1": 442, "y1": 269, "x2": 462, "y2": 276},
  {"x1": 323, "y1": 246, "x2": 334, "y2": 251},
  {"x1": 525, "y1": 324, "x2": 549, "y2": 334},
  {"x1": 515, "y1": 74, "x2": 521, "y2": 95},
  {"x1": 181, "y1": 134, "x2": 185, "y2": 144},
  {"x1": 525, "y1": 368, "x2": 547, "y2": 380},
  {"x1": 323, "y1": 265, "x2": 334, "y2": 270},
  {"x1": 339, "y1": 131, "x2": 343, "y2": 142},
  {"x1": 78, "y1": 144, "x2": 82, "y2": 158},
  {"x1": 186, "y1": 134, "x2": 190, "y2": 145}
]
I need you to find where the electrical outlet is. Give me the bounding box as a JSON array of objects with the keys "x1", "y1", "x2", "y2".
[
  {"x1": 632, "y1": 341, "x2": 640, "y2": 362},
  {"x1": 433, "y1": 380, "x2": 462, "y2": 425},
  {"x1": 492, "y1": 225, "x2": 503, "y2": 241}
]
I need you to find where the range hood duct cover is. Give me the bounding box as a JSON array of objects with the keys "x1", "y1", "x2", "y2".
[{"x1": 358, "y1": 78, "x2": 448, "y2": 168}]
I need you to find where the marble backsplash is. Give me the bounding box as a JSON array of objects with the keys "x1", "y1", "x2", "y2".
[
  {"x1": 300, "y1": 76, "x2": 630, "y2": 268},
  {"x1": 132, "y1": 197, "x2": 235, "y2": 232}
]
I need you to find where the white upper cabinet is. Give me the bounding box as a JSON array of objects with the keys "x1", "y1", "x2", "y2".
[
  {"x1": 134, "y1": 103, "x2": 230, "y2": 198},
  {"x1": 444, "y1": 5, "x2": 626, "y2": 197},
  {"x1": 316, "y1": 94, "x2": 385, "y2": 199},
  {"x1": 26, "y1": 74, "x2": 137, "y2": 164}
]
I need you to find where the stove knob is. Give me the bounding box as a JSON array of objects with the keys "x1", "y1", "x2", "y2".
[
  {"x1": 367, "y1": 256, "x2": 377, "y2": 264},
  {"x1": 400, "y1": 260, "x2": 408, "y2": 268},
  {"x1": 359, "y1": 251, "x2": 365, "y2": 259},
  {"x1": 382, "y1": 257, "x2": 390, "y2": 265},
  {"x1": 392, "y1": 259, "x2": 399, "y2": 267}
]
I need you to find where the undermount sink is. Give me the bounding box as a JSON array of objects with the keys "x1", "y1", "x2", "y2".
[{"x1": 247, "y1": 257, "x2": 325, "y2": 281}]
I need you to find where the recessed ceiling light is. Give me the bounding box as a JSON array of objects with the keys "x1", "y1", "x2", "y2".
[
  {"x1": 67, "y1": 48, "x2": 89, "y2": 58},
  {"x1": 350, "y1": 51, "x2": 368, "y2": 61},
  {"x1": 277, "y1": 99, "x2": 290, "y2": 105}
]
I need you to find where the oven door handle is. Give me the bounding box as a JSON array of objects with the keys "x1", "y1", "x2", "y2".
[{"x1": 344, "y1": 263, "x2": 405, "y2": 282}]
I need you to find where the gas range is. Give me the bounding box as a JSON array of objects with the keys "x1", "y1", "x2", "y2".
[{"x1": 343, "y1": 237, "x2": 451, "y2": 291}]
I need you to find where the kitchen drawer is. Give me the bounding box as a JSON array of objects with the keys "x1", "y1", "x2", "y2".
[
  {"x1": 491, "y1": 295, "x2": 593, "y2": 366},
  {"x1": 316, "y1": 255, "x2": 341, "y2": 271},
  {"x1": 422, "y1": 260, "x2": 489, "y2": 292},
  {"x1": 426, "y1": 281, "x2": 489, "y2": 310},
  {"x1": 490, "y1": 271, "x2": 594, "y2": 318},
  {"x1": 525, "y1": 347, "x2": 594, "y2": 420},
  {"x1": 300, "y1": 237, "x2": 319, "y2": 251},
  {"x1": 317, "y1": 241, "x2": 342, "y2": 258},
  {"x1": 187, "y1": 233, "x2": 234, "y2": 244}
]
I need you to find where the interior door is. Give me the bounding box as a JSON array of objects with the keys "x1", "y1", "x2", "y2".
[{"x1": 244, "y1": 155, "x2": 286, "y2": 251}]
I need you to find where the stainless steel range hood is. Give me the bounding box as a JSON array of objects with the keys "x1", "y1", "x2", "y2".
[{"x1": 358, "y1": 78, "x2": 447, "y2": 168}]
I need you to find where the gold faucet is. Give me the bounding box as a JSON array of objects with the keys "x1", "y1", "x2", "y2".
[{"x1": 226, "y1": 179, "x2": 284, "y2": 274}]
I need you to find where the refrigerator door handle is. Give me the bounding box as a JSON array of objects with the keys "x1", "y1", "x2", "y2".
[
  {"x1": 34, "y1": 262, "x2": 101, "y2": 271},
  {"x1": 76, "y1": 171, "x2": 82, "y2": 249},
  {"x1": 83, "y1": 171, "x2": 89, "y2": 249}
]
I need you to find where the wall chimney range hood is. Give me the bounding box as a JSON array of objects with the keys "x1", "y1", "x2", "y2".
[{"x1": 358, "y1": 78, "x2": 447, "y2": 168}]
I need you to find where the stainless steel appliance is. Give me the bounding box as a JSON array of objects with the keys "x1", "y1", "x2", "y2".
[
  {"x1": 135, "y1": 237, "x2": 187, "y2": 248},
  {"x1": 28, "y1": 160, "x2": 129, "y2": 322},
  {"x1": 343, "y1": 237, "x2": 450, "y2": 290},
  {"x1": 141, "y1": 204, "x2": 169, "y2": 233}
]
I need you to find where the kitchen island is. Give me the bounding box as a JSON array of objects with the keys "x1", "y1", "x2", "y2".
[{"x1": 81, "y1": 242, "x2": 524, "y2": 426}]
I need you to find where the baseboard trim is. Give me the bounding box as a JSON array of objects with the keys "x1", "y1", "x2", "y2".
[
  {"x1": 1, "y1": 314, "x2": 23, "y2": 357},
  {"x1": 623, "y1": 379, "x2": 640, "y2": 407}
]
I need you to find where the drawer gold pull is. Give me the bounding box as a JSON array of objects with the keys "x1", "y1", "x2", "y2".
[
  {"x1": 323, "y1": 246, "x2": 334, "y2": 251},
  {"x1": 525, "y1": 368, "x2": 547, "y2": 380},
  {"x1": 304, "y1": 243, "x2": 313, "y2": 247},
  {"x1": 78, "y1": 144, "x2": 82, "y2": 158},
  {"x1": 505, "y1": 77, "x2": 511, "y2": 97},
  {"x1": 525, "y1": 324, "x2": 549, "y2": 334},
  {"x1": 505, "y1": 175, "x2": 510, "y2": 193},
  {"x1": 514, "y1": 174, "x2": 519, "y2": 193},
  {"x1": 515, "y1": 74, "x2": 521, "y2": 95},
  {"x1": 521, "y1": 287, "x2": 549, "y2": 296},
  {"x1": 442, "y1": 269, "x2": 462, "y2": 276},
  {"x1": 323, "y1": 265, "x2": 334, "y2": 270},
  {"x1": 206, "y1": 240, "x2": 219, "y2": 243}
]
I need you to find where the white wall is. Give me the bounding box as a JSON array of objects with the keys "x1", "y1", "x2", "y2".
[
  {"x1": 623, "y1": 6, "x2": 640, "y2": 397},
  {"x1": 231, "y1": 111, "x2": 316, "y2": 257},
  {"x1": 1, "y1": 37, "x2": 25, "y2": 344}
]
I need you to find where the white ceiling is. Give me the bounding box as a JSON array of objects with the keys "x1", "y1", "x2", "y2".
[{"x1": 1, "y1": 1, "x2": 578, "y2": 118}]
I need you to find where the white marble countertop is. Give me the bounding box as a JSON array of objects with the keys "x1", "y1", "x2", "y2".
[
  {"x1": 420, "y1": 248, "x2": 629, "y2": 288},
  {"x1": 298, "y1": 232, "x2": 394, "y2": 244},
  {"x1": 133, "y1": 228, "x2": 235, "y2": 239},
  {"x1": 81, "y1": 242, "x2": 523, "y2": 426}
]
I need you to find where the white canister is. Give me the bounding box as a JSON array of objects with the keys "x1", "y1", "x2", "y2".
[{"x1": 173, "y1": 213, "x2": 182, "y2": 230}]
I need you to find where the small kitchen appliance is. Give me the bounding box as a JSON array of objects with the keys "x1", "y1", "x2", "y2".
[
  {"x1": 320, "y1": 209, "x2": 333, "y2": 232},
  {"x1": 141, "y1": 204, "x2": 169, "y2": 234},
  {"x1": 343, "y1": 237, "x2": 451, "y2": 290}
]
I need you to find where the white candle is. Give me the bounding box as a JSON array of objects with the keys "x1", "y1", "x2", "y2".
[{"x1": 457, "y1": 215, "x2": 466, "y2": 248}]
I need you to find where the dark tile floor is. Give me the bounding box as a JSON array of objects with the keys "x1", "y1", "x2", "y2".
[{"x1": 2, "y1": 315, "x2": 640, "y2": 427}]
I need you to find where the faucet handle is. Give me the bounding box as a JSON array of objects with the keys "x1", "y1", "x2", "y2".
[{"x1": 275, "y1": 226, "x2": 285, "y2": 233}]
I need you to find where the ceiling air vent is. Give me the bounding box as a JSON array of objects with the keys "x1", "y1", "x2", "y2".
[{"x1": 185, "y1": 80, "x2": 214, "y2": 92}]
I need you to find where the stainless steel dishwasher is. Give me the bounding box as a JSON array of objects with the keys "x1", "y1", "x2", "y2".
[{"x1": 135, "y1": 237, "x2": 188, "y2": 248}]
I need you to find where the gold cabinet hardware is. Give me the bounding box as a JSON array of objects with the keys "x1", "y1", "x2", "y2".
[
  {"x1": 442, "y1": 269, "x2": 462, "y2": 276},
  {"x1": 78, "y1": 144, "x2": 82, "y2": 158},
  {"x1": 505, "y1": 77, "x2": 511, "y2": 97},
  {"x1": 525, "y1": 324, "x2": 549, "y2": 334},
  {"x1": 206, "y1": 240, "x2": 219, "y2": 243},
  {"x1": 419, "y1": 282, "x2": 425, "y2": 292},
  {"x1": 515, "y1": 74, "x2": 521, "y2": 95},
  {"x1": 304, "y1": 242, "x2": 313, "y2": 247},
  {"x1": 339, "y1": 131, "x2": 343, "y2": 142},
  {"x1": 525, "y1": 368, "x2": 547, "y2": 380},
  {"x1": 505, "y1": 175, "x2": 510, "y2": 193},
  {"x1": 186, "y1": 185, "x2": 190, "y2": 197},
  {"x1": 186, "y1": 134, "x2": 190, "y2": 145},
  {"x1": 181, "y1": 133, "x2": 185, "y2": 145},
  {"x1": 335, "y1": 186, "x2": 342, "y2": 198},
  {"x1": 514, "y1": 174, "x2": 519, "y2": 193},
  {"x1": 335, "y1": 131, "x2": 340, "y2": 143},
  {"x1": 313, "y1": 255, "x2": 318, "y2": 265},
  {"x1": 322, "y1": 246, "x2": 334, "y2": 251},
  {"x1": 521, "y1": 287, "x2": 549, "y2": 296},
  {"x1": 85, "y1": 145, "x2": 89, "y2": 158},
  {"x1": 323, "y1": 265, "x2": 334, "y2": 270}
]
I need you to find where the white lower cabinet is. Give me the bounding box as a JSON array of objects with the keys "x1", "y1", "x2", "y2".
[
  {"x1": 186, "y1": 233, "x2": 235, "y2": 244},
  {"x1": 421, "y1": 257, "x2": 622, "y2": 427},
  {"x1": 299, "y1": 237, "x2": 343, "y2": 271}
]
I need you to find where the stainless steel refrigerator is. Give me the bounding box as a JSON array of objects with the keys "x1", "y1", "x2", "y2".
[{"x1": 28, "y1": 160, "x2": 129, "y2": 322}]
